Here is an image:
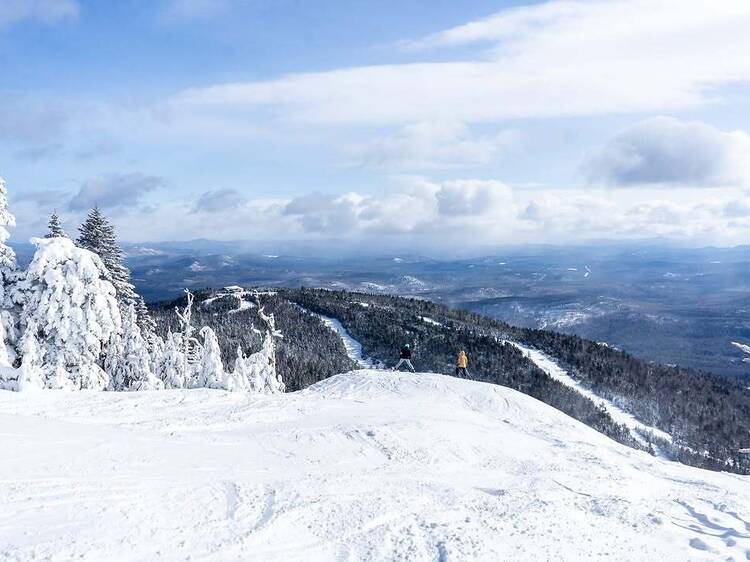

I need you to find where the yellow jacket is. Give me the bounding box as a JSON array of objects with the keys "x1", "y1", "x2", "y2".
[{"x1": 457, "y1": 351, "x2": 468, "y2": 368}]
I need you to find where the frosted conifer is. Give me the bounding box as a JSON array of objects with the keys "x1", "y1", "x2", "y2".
[
  {"x1": 18, "y1": 237, "x2": 121, "y2": 390},
  {"x1": 77, "y1": 207, "x2": 137, "y2": 308},
  {"x1": 194, "y1": 326, "x2": 224, "y2": 388},
  {"x1": 110, "y1": 304, "x2": 163, "y2": 391},
  {"x1": 44, "y1": 212, "x2": 67, "y2": 238}
]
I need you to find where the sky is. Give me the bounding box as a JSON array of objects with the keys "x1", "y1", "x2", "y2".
[{"x1": 3, "y1": 0, "x2": 750, "y2": 251}]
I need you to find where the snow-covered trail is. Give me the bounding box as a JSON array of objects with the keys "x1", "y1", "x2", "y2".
[
  {"x1": 2, "y1": 371, "x2": 749, "y2": 561},
  {"x1": 316, "y1": 314, "x2": 376, "y2": 368},
  {"x1": 507, "y1": 341, "x2": 673, "y2": 445}
]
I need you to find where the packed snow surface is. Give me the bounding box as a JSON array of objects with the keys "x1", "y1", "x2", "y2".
[{"x1": 2, "y1": 371, "x2": 749, "y2": 561}]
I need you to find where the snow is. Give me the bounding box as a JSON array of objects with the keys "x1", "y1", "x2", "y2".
[
  {"x1": 189, "y1": 261, "x2": 206, "y2": 272},
  {"x1": 419, "y1": 316, "x2": 443, "y2": 327},
  {"x1": 507, "y1": 341, "x2": 673, "y2": 445},
  {"x1": 228, "y1": 299, "x2": 255, "y2": 314},
  {"x1": 202, "y1": 288, "x2": 261, "y2": 314},
  {"x1": 1, "y1": 371, "x2": 749, "y2": 561},
  {"x1": 316, "y1": 314, "x2": 375, "y2": 368}
]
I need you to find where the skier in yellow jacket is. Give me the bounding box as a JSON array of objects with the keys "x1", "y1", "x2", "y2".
[{"x1": 455, "y1": 350, "x2": 468, "y2": 378}]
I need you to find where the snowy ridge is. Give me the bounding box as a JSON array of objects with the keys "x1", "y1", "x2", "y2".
[
  {"x1": 507, "y1": 341, "x2": 673, "y2": 445},
  {"x1": 2, "y1": 371, "x2": 749, "y2": 561}
]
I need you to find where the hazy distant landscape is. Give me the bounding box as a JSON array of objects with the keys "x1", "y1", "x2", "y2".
[{"x1": 28, "y1": 239, "x2": 739, "y2": 379}]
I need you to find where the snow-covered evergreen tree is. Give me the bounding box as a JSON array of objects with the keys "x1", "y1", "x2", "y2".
[
  {"x1": 175, "y1": 289, "x2": 201, "y2": 385},
  {"x1": 44, "y1": 212, "x2": 67, "y2": 238},
  {"x1": 135, "y1": 295, "x2": 157, "y2": 343},
  {"x1": 194, "y1": 326, "x2": 224, "y2": 388},
  {"x1": 104, "y1": 331, "x2": 123, "y2": 391},
  {"x1": 0, "y1": 321, "x2": 44, "y2": 391},
  {"x1": 18, "y1": 237, "x2": 121, "y2": 390},
  {"x1": 16, "y1": 324, "x2": 45, "y2": 391},
  {"x1": 257, "y1": 309, "x2": 285, "y2": 393},
  {"x1": 76, "y1": 207, "x2": 137, "y2": 308},
  {"x1": 47, "y1": 355, "x2": 73, "y2": 391},
  {"x1": 0, "y1": 177, "x2": 16, "y2": 273},
  {"x1": 256, "y1": 329, "x2": 285, "y2": 394},
  {"x1": 110, "y1": 304, "x2": 163, "y2": 391},
  {"x1": 216, "y1": 309, "x2": 285, "y2": 394},
  {"x1": 0, "y1": 176, "x2": 17, "y2": 368},
  {"x1": 158, "y1": 331, "x2": 188, "y2": 389},
  {"x1": 224, "y1": 346, "x2": 253, "y2": 391},
  {"x1": 150, "y1": 333, "x2": 166, "y2": 378}
]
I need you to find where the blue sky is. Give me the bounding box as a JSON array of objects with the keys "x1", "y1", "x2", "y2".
[{"x1": 3, "y1": 0, "x2": 750, "y2": 250}]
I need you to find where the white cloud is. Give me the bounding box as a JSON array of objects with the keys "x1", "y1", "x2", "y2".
[
  {"x1": 68, "y1": 173, "x2": 164, "y2": 211},
  {"x1": 169, "y1": 0, "x2": 750, "y2": 126},
  {"x1": 435, "y1": 180, "x2": 514, "y2": 216},
  {"x1": 0, "y1": 0, "x2": 78, "y2": 27},
  {"x1": 192, "y1": 188, "x2": 246, "y2": 213},
  {"x1": 586, "y1": 117, "x2": 750, "y2": 187},
  {"x1": 355, "y1": 122, "x2": 516, "y2": 170}
]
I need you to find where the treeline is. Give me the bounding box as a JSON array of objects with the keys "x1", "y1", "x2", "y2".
[{"x1": 151, "y1": 289, "x2": 357, "y2": 392}]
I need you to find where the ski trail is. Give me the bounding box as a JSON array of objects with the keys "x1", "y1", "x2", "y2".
[
  {"x1": 506, "y1": 340, "x2": 673, "y2": 448},
  {"x1": 315, "y1": 314, "x2": 375, "y2": 369}
]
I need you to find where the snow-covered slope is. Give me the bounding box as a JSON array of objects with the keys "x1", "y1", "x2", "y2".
[
  {"x1": 316, "y1": 313, "x2": 375, "y2": 368},
  {"x1": 507, "y1": 341, "x2": 674, "y2": 446},
  {"x1": 2, "y1": 371, "x2": 749, "y2": 561}
]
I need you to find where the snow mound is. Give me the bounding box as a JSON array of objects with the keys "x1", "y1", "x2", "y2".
[{"x1": 1, "y1": 371, "x2": 749, "y2": 561}]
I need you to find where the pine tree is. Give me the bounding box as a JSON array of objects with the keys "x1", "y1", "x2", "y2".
[
  {"x1": 226, "y1": 346, "x2": 253, "y2": 391},
  {"x1": 44, "y1": 211, "x2": 67, "y2": 238},
  {"x1": 158, "y1": 331, "x2": 188, "y2": 389},
  {"x1": 18, "y1": 237, "x2": 121, "y2": 390},
  {"x1": 16, "y1": 323, "x2": 44, "y2": 391},
  {"x1": 0, "y1": 177, "x2": 16, "y2": 273},
  {"x1": 175, "y1": 289, "x2": 201, "y2": 385},
  {"x1": 226, "y1": 308, "x2": 285, "y2": 394},
  {"x1": 0, "y1": 321, "x2": 44, "y2": 391},
  {"x1": 77, "y1": 207, "x2": 137, "y2": 308},
  {"x1": 109, "y1": 304, "x2": 163, "y2": 391},
  {"x1": 135, "y1": 295, "x2": 157, "y2": 343},
  {"x1": 194, "y1": 326, "x2": 224, "y2": 388},
  {"x1": 0, "y1": 177, "x2": 17, "y2": 370}
]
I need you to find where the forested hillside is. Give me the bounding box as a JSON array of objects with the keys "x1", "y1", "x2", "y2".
[
  {"x1": 150, "y1": 289, "x2": 356, "y2": 392},
  {"x1": 278, "y1": 288, "x2": 750, "y2": 473}
]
